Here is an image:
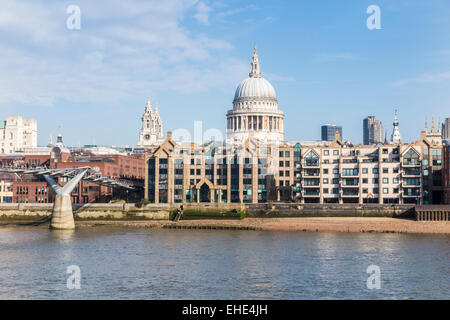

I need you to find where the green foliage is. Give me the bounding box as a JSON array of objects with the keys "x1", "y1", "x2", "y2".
[{"x1": 135, "y1": 198, "x2": 151, "y2": 208}]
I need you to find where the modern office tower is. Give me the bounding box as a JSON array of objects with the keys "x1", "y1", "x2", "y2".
[
  {"x1": 321, "y1": 124, "x2": 343, "y2": 141},
  {"x1": 363, "y1": 116, "x2": 383, "y2": 145},
  {"x1": 443, "y1": 117, "x2": 450, "y2": 140}
]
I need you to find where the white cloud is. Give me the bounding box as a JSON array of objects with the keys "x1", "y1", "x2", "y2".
[
  {"x1": 0, "y1": 0, "x2": 242, "y2": 107},
  {"x1": 193, "y1": 2, "x2": 212, "y2": 25},
  {"x1": 393, "y1": 71, "x2": 450, "y2": 86}
]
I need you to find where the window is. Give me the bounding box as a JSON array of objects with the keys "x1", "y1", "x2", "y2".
[
  {"x1": 383, "y1": 178, "x2": 389, "y2": 183},
  {"x1": 373, "y1": 168, "x2": 378, "y2": 174},
  {"x1": 333, "y1": 188, "x2": 339, "y2": 194},
  {"x1": 279, "y1": 161, "x2": 284, "y2": 167},
  {"x1": 324, "y1": 150, "x2": 329, "y2": 155},
  {"x1": 342, "y1": 168, "x2": 358, "y2": 176},
  {"x1": 196, "y1": 169, "x2": 200, "y2": 175},
  {"x1": 285, "y1": 171, "x2": 290, "y2": 177},
  {"x1": 285, "y1": 151, "x2": 290, "y2": 157},
  {"x1": 279, "y1": 151, "x2": 284, "y2": 157},
  {"x1": 304, "y1": 151, "x2": 319, "y2": 167},
  {"x1": 323, "y1": 188, "x2": 329, "y2": 194},
  {"x1": 323, "y1": 169, "x2": 329, "y2": 174},
  {"x1": 362, "y1": 168, "x2": 368, "y2": 174},
  {"x1": 323, "y1": 160, "x2": 329, "y2": 164},
  {"x1": 383, "y1": 188, "x2": 389, "y2": 194},
  {"x1": 333, "y1": 150, "x2": 339, "y2": 155},
  {"x1": 363, "y1": 178, "x2": 368, "y2": 184},
  {"x1": 363, "y1": 188, "x2": 368, "y2": 194},
  {"x1": 323, "y1": 178, "x2": 329, "y2": 184},
  {"x1": 393, "y1": 177, "x2": 399, "y2": 183},
  {"x1": 394, "y1": 188, "x2": 399, "y2": 194},
  {"x1": 383, "y1": 168, "x2": 389, "y2": 173},
  {"x1": 279, "y1": 171, "x2": 284, "y2": 177},
  {"x1": 373, "y1": 178, "x2": 379, "y2": 184},
  {"x1": 403, "y1": 149, "x2": 420, "y2": 165},
  {"x1": 285, "y1": 161, "x2": 290, "y2": 167},
  {"x1": 332, "y1": 178, "x2": 339, "y2": 184},
  {"x1": 333, "y1": 168, "x2": 339, "y2": 174}
]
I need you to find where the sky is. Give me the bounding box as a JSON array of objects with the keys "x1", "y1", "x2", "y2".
[{"x1": 0, "y1": 0, "x2": 449, "y2": 147}]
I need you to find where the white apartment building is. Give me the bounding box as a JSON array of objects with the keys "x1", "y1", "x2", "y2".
[{"x1": 0, "y1": 116, "x2": 37, "y2": 154}]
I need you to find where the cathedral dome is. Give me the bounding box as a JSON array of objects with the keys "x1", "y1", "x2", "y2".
[{"x1": 234, "y1": 77, "x2": 277, "y2": 102}]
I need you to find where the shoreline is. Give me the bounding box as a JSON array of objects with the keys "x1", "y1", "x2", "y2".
[{"x1": 73, "y1": 217, "x2": 450, "y2": 235}]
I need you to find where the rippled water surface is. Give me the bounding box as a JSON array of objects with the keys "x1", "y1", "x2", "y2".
[{"x1": 0, "y1": 226, "x2": 448, "y2": 299}]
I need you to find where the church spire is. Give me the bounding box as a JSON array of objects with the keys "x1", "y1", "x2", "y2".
[
  {"x1": 154, "y1": 102, "x2": 158, "y2": 113},
  {"x1": 249, "y1": 43, "x2": 261, "y2": 78},
  {"x1": 146, "y1": 96, "x2": 153, "y2": 112},
  {"x1": 391, "y1": 109, "x2": 402, "y2": 144}
]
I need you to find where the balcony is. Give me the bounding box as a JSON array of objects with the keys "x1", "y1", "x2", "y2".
[
  {"x1": 303, "y1": 190, "x2": 320, "y2": 197},
  {"x1": 402, "y1": 169, "x2": 421, "y2": 177},
  {"x1": 402, "y1": 160, "x2": 421, "y2": 167},
  {"x1": 342, "y1": 188, "x2": 359, "y2": 196}
]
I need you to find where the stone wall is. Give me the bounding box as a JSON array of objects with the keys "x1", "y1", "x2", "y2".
[
  {"x1": 0, "y1": 202, "x2": 416, "y2": 220},
  {"x1": 246, "y1": 203, "x2": 416, "y2": 218}
]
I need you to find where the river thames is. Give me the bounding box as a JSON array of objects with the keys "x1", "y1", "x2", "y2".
[{"x1": 0, "y1": 226, "x2": 448, "y2": 299}]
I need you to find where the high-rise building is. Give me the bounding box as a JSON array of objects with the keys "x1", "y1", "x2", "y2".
[
  {"x1": 0, "y1": 115, "x2": 37, "y2": 154},
  {"x1": 321, "y1": 124, "x2": 342, "y2": 141},
  {"x1": 443, "y1": 117, "x2": 450, "y2": 140},
  {"x1": 363, "y1": 116, "x2": 383, "y2": 145}
]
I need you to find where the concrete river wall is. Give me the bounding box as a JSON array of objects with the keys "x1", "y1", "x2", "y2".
[{"x1": 0, "y1": 202, "x2": 417, "y2": 221}]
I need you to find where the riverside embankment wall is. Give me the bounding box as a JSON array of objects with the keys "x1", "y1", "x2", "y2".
[{"x1": 0, "y1": 202, "x2": 416, "y2": 220}]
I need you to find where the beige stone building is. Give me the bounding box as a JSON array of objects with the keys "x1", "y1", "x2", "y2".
[{"x1": 144, "y1": 127, "x2": 443, "y2": 204}]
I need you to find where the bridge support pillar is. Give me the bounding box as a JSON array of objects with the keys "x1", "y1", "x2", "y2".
[{"x1": 50, "y1": 194, "x2": 75, "y2": 230}]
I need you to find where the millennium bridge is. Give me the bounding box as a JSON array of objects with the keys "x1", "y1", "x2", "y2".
[{"x1": 0, "y1": 166, "x2": 143, "y2": 230}]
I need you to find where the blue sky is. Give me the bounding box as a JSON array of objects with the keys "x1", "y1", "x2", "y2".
[{"x1": 0, "y1": 0, "x2": 449, "y2": 146}]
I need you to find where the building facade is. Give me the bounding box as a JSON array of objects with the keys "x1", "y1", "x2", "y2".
[
  {"x1": 442, "y1": 117, "x2": 449, "y2": 140},
  {"x1": 363, "y1": 116, "x2": 383, "y2": 145},
  {"x1": 226, "y1": 46, "x2": 284, "y2": 143},
  {"x1": 0, "y1": 116, "x2": 37, "y2": 154},
  {"x1": 321, "y1": 125, "x2": 343, "y2": 142},
  {"x1": 444, "y1": 142, "x2": 450, "y2": 204},
  {"x1": 145, "y1": 130, "x2": 446, "y2": 204},
  {"x1": 0, "y1": 173, "x2": 13, "y2": 203}
]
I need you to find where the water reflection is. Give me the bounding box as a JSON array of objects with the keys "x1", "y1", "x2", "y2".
[{"x1": 49, "y1": 229, "x2": 75, "y2": 243}]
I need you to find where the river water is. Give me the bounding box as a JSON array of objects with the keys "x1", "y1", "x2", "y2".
[{"x1": 0, "y1": 226, "x2": 448, "y2": 299}]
